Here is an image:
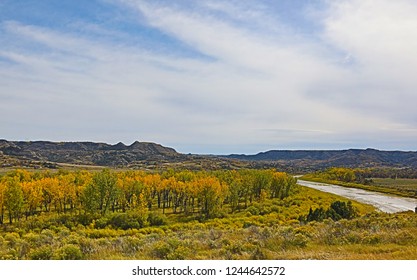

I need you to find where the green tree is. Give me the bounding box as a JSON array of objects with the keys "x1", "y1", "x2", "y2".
[
  {"x1": 306, "y1": 207, "x2": 327, "y2": 222},
  {"x1": 82, "y1": 169, "x2": 119, "y2": 215},
  {"x1": 327, "y1": 201, "x2": 357, "y2": 220},
  {"x1": 252, "y1": 171, "x2": 272, "y2": 200}
]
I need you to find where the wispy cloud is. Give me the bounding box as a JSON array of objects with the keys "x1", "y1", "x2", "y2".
[{"x1": 1, "y1": 0, "x2": 417, "y2": 153}]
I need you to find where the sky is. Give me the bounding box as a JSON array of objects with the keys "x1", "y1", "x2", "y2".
[{"x1": 1, "y1": 0, "x2": 417, "y2": 154}]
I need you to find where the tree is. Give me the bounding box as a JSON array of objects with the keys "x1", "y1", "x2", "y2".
[
  {"x1": 252, "y1": 171, "x2": 272, "y2": 200},
  {"x1": 327, "y1": 201, "x2": 357, "y2": 220},
  {"x1": 302, "y1": 200, "x2": 358, "y2": 223},
  {"x1": 4, "y1": 177, "x2": 24, "y2": 223},
  {"x1": 270, "y1": 172, "x2": 290, "y2": 199},
  {"x1": 0, "y1": 181, "x2": 5, "y2": 224},
  {"x1": 324, "y1": 167, "x2": 356, "y2": 183},
  {"x1": 196, "y1": 176, "x2": 226, "y2": 218},
  {"x1": 227, "y1": 174, "x2": 243, "y2": 212},
  {"x1": 82, "y1": 169, "x2": 119, "y2": 215},
  {"x1": 39, "y1": 177, "x2": 55, "y2": 212},
  {"x1": 59, "y1": 173, "x2": 77, "y2": 212},
  {"x1": 81, "y1": 182, "x2": 100, "y2": 214},
  {"x1": 21, "y1": 180, "x2": 43, "y2": 218},
  {"x1": 306, "y1": 207, "x2": 327, "y2": 222}
]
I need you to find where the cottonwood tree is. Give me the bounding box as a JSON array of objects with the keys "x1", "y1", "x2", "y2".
[
  {"x1": 4, "y1": 177, "x2": 24, "y2": 223},
  {"x1": 82, "y1": 169, "x2": 119, "y2": 215}
]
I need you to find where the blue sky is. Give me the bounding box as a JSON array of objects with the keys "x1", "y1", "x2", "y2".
[{"x1": 1, "y1": 0, "x2": 417, "y2": 154}]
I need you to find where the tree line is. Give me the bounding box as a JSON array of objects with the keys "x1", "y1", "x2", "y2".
[
  {"x1": 0, "y1": 169, "x2": 297, "y2": 224},
  {"x1": 309, "y1": 167, "x2": 417, "y2": 184}
]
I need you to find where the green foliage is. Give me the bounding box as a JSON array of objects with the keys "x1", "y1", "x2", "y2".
[
  {"x1": 246, "y1": 206, "x2": 260, "y2": 216},
  {"x1": 301, "y1": 201, "x2": 358, "y2": 223},
  {"x1": 328, "y1": 201, "x2": 357, "y2": 220},
  {"x1": 147, "y1": 211, "x2": 167, "y2": 226},
  {"x1": 82, "y1": 169, "x2": 119, "y2": 215},
  {"x1": 95, "y1": 211, "x2": 148, "y2": 230}
]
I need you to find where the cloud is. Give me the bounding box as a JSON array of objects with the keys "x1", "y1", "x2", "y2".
[
  {"x1": 318, "y1": 0, "x2": 417, "y2": 122},
  {"x1": 1, "y1": 0, "x2": 417, "y2": 153}
]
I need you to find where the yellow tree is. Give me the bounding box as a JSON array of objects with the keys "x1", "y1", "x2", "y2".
[
  {"x1": 196, "y1": 176, "x2": 227, "y2": 218},
  {"x1": 21, "y1": 180, "x2": 43, "y2": 218},
  {"x1": 40, "y1": 177, "x2": 62, "y2": 212},
  {"x1": 6, "y1": 169, "x2": 32, "y2": 182},
  {"x1": 160, "y1": 177, "x2": 176, "y2": 214},
  {"x1": 181, "y1": 180, "x2": 196, "y2": 214},
  {"x1": 0, "y1": 180, "x2": 5, "y2": 224},
  {"x1": 116, "y1": 172, "x2": 144, "y2": 212},
  {"x1": 59, "y1": 173, "x2": 77, "y2": 212},
  {"x1": 270, "y1": 172, "x2": 286, "y2": 199},
  {"x1": 142, "y1": 173, "x2": 161, "y2": 210},
  {"x1": 4, "y1": 177, "x2": 24, "y2": 223}
]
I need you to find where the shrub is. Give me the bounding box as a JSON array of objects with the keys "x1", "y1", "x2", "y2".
[
  {"x1": 4, "y1": 232, "x2": 21, "y2": 247},
  {"x1": 39, "y1": 229, "x2": 54, "y2": 245},
  {"x1": 76, "y1": 213, "x2": 100, "y2": 226},
  {"x1": 29, "y1": 246, "x2": 54, "y2": 260},
  {"x1": 54, "y1": 244, "x2": 83, "y2": 260},
  {"x1": 97, "y1": 212, "x2": 148, "y2": 230},
  {"x1": 246, "y1": 206, "x2": 260, "y2": 216},
  {"x1": 151, "y1": 241, "x2": 172, "y2": 259},
  {"x1": 328, "y1": 201, "x2": 357, "y2": 220},
  {"x1": 52, "y1": 214, "x2": 76, "y2": 229},
  {"x1": 119, "y1": 236, "x2": 144, "y2": 256},
  {"x1": 77, "y1": 237, "x2": 98, "y2": 256},
  {"x1": 167, "y1": 245, "x2": 191, "y2": 260},
  {"x1": 23, "y1": 233, "x2": 43, "y2": 247},
  {"x1": 251, "y1": 246, "x2": 268, "y2": 260},
  {"x1": 147, "y1": 212, "x2": 168, "y2": 226},
  {"x1": 362, "y1": 234, "x2": 381, "y2": 245},
  {"x1": 300, "y1": 201, "x2": 358, "y2": 223},
  {"x1": 290, "y1": 233, "x2": 308, "y2": 248}
]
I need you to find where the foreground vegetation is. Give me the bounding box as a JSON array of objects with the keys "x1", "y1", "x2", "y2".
[{"x1": 0, "y1": 168, "x2": 416, "y2": 260}]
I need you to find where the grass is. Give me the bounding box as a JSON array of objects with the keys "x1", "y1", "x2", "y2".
[
  {"x1": 370, "y1": 178, "x2": 417, "y2": 197},
  {"x1": 2, "y1": 210, "x2": 416, "y2": 260}
]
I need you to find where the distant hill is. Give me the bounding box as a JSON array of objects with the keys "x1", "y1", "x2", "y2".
[
  {"x1": 2, "y1": 140, "x2": 417, "y2": 171},
  {"x1": 0, "y1": 140, "x2": 180, "y2": 167},
  {"x1": 227, "y1": 148, "x2": 417, "y2": 169}
]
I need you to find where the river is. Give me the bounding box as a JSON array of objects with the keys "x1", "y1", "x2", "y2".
[{"x1": 297, "y1": 179, "x2": 417, "y2": 213}]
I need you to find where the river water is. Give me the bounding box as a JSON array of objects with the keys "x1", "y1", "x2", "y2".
[{"x1": 297, "y1": 179, "x2": 417, "y2": 213}]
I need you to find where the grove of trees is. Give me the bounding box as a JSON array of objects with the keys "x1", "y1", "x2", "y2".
[{"x1": 0, "y1": 169, "x2": 297, "y2": 224}]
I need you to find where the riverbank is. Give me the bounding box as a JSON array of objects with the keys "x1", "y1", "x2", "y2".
[
  {"x1": 298, "y1": 179, "x2": 417, "y2": 213},
  {"x1": 300, "y1": 175, "x2": 417, "y2": 199}
]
